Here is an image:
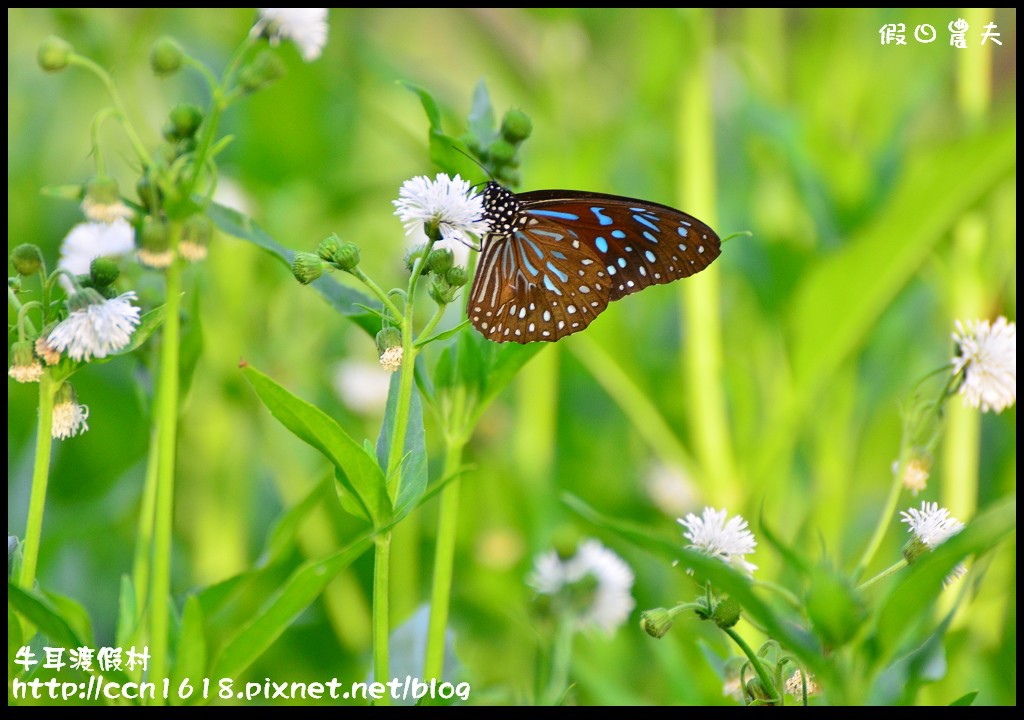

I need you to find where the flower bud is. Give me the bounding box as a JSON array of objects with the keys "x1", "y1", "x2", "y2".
[
  {"x1": 151, "y1": 36, "x2": 184, "y2": 76},
  {"x1": 38, "y1": 36, "x2": 72, "y2": 73},
  {"x1": 82, "y1": 177, "x2": 133, "y2": 223},
  {"x1": 330, "y1": 242, "x2": 360, "y2": 272},
  {"x1": 138, "y1": 217, "x2": 174, "y2": 269},
  {"x1": 180, "y1": 214, "x2": 212, "y2": 263},
  {"x1": 136, "y1": 175, "x2": 161, "y2": 213},
  {"x1": 89, "y1": 257, "x2": 120, "y2": 288},
  {"x1": 376, "y1": 327, "x2": 403, "y2": 373},
  {"x1": 165, "y1": 103, "x2": 203, "y2": 141},
  {"x1": 639, "y1": 608, "x2": 674, "y2": 639},
  {"x1": 444, "y1": 266, "x2": 468, "y2": 288},
  {"x1": 404, "y1": 243, "x2": 430, "y2": 275},
  {"x1": 501, "y1": 108, "x2": 533, "y2": 143},
  {"x1": 8, "y1": 340, "x2": 44, "y2": 384},
  {"x1": 238, "y1": 51, "x2": 285, "y2": 93},
  {"x1": 291, "y1": 252, "x2": 324, "y2": 285},
  {"x1": 426, "y1": 247, "x2": 454, "y2": 275},
  {"x1": 712, "y1": 597, "x2": 741, "y2": 629},
  {"x1": 489, "y1": 139, "x2": 517, "y2": 165},
  {"x1": 429, "y1": 277, "x2": 458, "y2": 306},
  {"x1": 11, "y1": 244, "x2": 44, "y2": 276}
]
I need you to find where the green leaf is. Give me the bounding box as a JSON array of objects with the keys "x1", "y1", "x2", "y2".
[
  {"x1": 401, "y1": 82, "x2": 485, "y2": 181},
  {"x1": 172, "y1": 595, "x2": 207, "y2": 706},
  {"x1": 8, "y1": 582, "x2": 82, "y2": 648},
  {"x1": 872, "y1": 496, "x2": 1016, "y2": 668},
  {"x1": 41, "y1": 589, "x2": 96, "y2": 648},
  {"x1": 206, "y1": 201, "x2": 379, "y2": 336},
  {"x1": 467, "y1": 79, "x2": 497, "y2": 146},
  {"x1": 377, "y1": 372, "x2": 428, "y2": 522},
  {"x1": 950, "y1": 691, "x2": 979, "y2": 706},
  {"x1": 115, "y1": 574, "x2": 138, "y2": 649},
  {"x1": 264, "y1": 473, "x2": 334, "y2": 561},
  {"x1": 804, "y1": 565, "x2": 867, "y2": 649},
  {"x1": 415, "y1": 319, "x2": 471, "y2": 348},
  {"x1": 242, "y1": 362, "x2": 391, "y2": 527},
  {"x1": 208, "y1": 534, "x2": 373, "y2": 681},
  {"x1": 401, "y1": 81, "x2": 444, "y2": 131}
]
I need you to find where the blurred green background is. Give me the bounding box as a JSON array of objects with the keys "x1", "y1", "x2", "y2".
[{"x1": 8, "y1": 8, "x2": 1016, "y2": 705}]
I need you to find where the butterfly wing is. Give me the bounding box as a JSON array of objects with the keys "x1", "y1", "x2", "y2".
[{"x1": 468, "y1": 189, "x2": 721, "y2": 344}]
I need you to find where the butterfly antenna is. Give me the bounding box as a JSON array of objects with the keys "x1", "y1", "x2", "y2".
[{"x1": 451, "y1": 145, "x2": 496, "y2": 187}]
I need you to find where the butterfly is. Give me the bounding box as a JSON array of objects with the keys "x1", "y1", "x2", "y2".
[{"x1": 468, "y1": 181, "x2": 721, "y2": 343}]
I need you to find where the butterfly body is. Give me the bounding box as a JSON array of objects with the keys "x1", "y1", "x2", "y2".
[{"x1": 469, "y1": 181, "x2": 721, "y2": 343}]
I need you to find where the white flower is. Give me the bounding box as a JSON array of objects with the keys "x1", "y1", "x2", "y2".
[
  {"x1": 393, "y1": 174, "x2": 489, "y2": 252},
  {"x1": 952, "y1": 317, "x2": 1016, "y2": 413},
  {"x1": 81, "y1": 195, "x2": 133, "y2": 224},
  {"x1": 8, "y1": 341, "x2": 44, "y2": 383},
  {"x1": 784, "y1": 669, "x2": 818, "y2": 697},
  {"x1": 528, "y1": 539, "x2": 635, "y2": 635},
  {"x1": 943, "y1": 562, "x2": 968, "y2": 588},
  {"x1": 253, "y1": 8, "x2": 329, "y2": 61},
  {"x1": 332, "y1": 359, "x2": 391, "y2": 414},
  {"x1": 892, "y1": 455, "x2": 930, "y2": 496},
  {"x1": 52, "y1": 396, "x2": 90, "y2": 439},
  {"x1": 679, "y1": 507, "x2": 758, "y2": 575},
  {"x1": 47, "y1": 290, "x2": 142, "y2": 362},
  {"x1": 900, "y1": 501, "x2": 964, "y2": 548},
  {"x1": 58, "y1": 220, "x2": 136, "y2": 284},
  {"x1": 379, "y1": 346, "x2": 403, "y2": 373}
]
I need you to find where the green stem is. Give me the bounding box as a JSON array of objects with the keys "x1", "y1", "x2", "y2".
[
  {"x1": 852, "y1": 454, "x2": 905, "y2": 582},
  {"x1": 18, "y1": 373, "x2": 57, "y2": 591},
  {"x1": 68, "y1": 55, "x2": 151, "y2": 167},
  {"x1": 372, "y1": 534, "x2": 391, "y2": 705},
  {"x1": 423, "y1": 435, "x2": 466, "y2": 680},
  {"x1": 148, "y1": 222, "x2": 183, "y2": 696},
  {"x1": 724, "y1": 626, "x2": 777, "y2": 702},
  {"x1": 676, "y1": 8, "x2": 738, "y2": 509},
  {"x1": 132, "y1": 423, "x2": 161, "y2": 620},
  {"x1": 544, "y1": 616, "x2": 576, "y2": 705},
  {"x1": 350, "y1": 267, "x2": 403, "y2": 320},
  {"x1": 856, "y1": 559, "x2": 908, "y2": 592},
  {"x1": 89, "y1": 108, "x2": 119, "y2": 177}
]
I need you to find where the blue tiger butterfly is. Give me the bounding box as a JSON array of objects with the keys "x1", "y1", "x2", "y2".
[{"x1": 469, "y1": 181, "x2": 721, "y2": 343}]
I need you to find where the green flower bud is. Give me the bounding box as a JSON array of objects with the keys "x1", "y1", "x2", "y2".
[
  {"x1": 136, "y1": 175, "x2": 161, "y2": 213},
  {"x1": 38, "y1": 36, "x2": 72, "y2": 73},
  {"x1": 459, "y1": 133, "x2": 482, "y2": 156},
  {"x1": 639, "y1": 608, "x2": 674, "y2": 639},
  {"x1": 712, "y1": 597, "x2": 741, "y2": 629},
  {"x1": 426, "y1": 247, "x2": 454, "y2": 275},
  {"x1": 404, "y1": 243, "x2": 430, "y2": 275},
  {"x1": 489, "y1": 139, "x2": 517, "y2": 165},
  {"x1": 901, "y1": 536, "x2": 930, "y2": 564},
  {"x1": 376, "y1": 327, "x2": 403, "y2": 372},
  {"x1": 444, "y1": 266, "x2": 468, "y2": 288},
  {"x1": 291, "y1": 252, "x2": 324, "y2": 285},
  {"x1": 151, "y1": 36, "x2": 184, "y2": 76},
  {"x1": 317, "y1": 233, "x2": 342, "y2": 262},
  {"x1": 501, "y1": 108, "x2": 533, "y2": 143},
  {"x1": 238, "y1": 51, "x2": 285, "y2": 94},
  {"x1": 89, "y1": 257, "x2": 120, "y2": 288},
  {"x1": 8, "y1": 340, "x2": 44, "y2": 384},
  {"x1": 180, "y1": 214, "x2": 212, "y2": 263},
  {"x1": 84, "y1": 176, "x2": 120, "y2": 205},
  {"x1": 317, "y1": 234, "x2": 360, "y2": 271},
  {"x1": 166, "y1": 103, "x2": 203, "y2": 141},
  {"x1": 429, "y1": 277, "x2": 458, "y2": 306},
  {"x1": 11, "y1": 244, "x2": 44, "y2": 276},
  {"x1": 138, "y1": 217, "x2": 174, "y2": 269}
]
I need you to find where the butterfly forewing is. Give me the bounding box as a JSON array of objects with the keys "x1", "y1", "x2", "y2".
[{"x1": 468, "y1": 183, "x2": 720, "y2": 344}]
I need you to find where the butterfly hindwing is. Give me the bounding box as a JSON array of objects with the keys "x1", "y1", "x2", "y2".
[{"x1": 468, "y1": 183, "x2": 721, "y2": 344}]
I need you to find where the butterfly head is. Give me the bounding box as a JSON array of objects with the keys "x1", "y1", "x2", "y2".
[{"x1": 482, "y1": 181, "x2": 523, "y2": 236}]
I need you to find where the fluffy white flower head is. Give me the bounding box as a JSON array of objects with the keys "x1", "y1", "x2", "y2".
[
  {"x1": 900, "y1": 501, "x2": 964, "y2": 549},
  {"x1": 952, "y1": 317, "x2": 1016, "y2": 413},
  {"x1": 253, "y1": 9, "x2": 329, "y2": 61},
  {"x1": 528, "y1": 539, "x2": 635, "y2": 635},
  {"x1": 679, "y1": 507, "x2": 758, "y2": 575},
  {"x1": 393, "y1": 174, "x2": 489, "y2": 252},
  {"x1": 47, "y1": 291, "x2": 142, "y2": 362},
  {"x1": 52, "y1": 398, "x2": 90, "y2": 440}
]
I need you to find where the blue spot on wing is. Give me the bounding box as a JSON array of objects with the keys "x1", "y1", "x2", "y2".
[
  {"x1": 642, "y1": 230, "x2": 659, "y2": 244},
  {"x1": 595, "y1": 236, "x2": 609, "y2": 253},
  {"x1": 590, "y1": 207, "x2": 613, "y2": 226},
  {"x1": 528, "y1": 208, "x2": 580, "y2": 221},
  {"x1": 633, "y1": 214, "x2": 659, "y2": 232},
  {"x1": 611, "y1": 230, "x2": 626, "y2": 239},
  {"x1": 524, "y1": 237, "x2": 545, "y2": 259},
  {"x1": 543, "y1": 275, "x2": 562, "y2": 294},
  {"x1": 546, "y1": 262, "x2": 569, "y2": 282},
  {"x1": 677, "y1": 226, "x2": 689, "y2": 237}
]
